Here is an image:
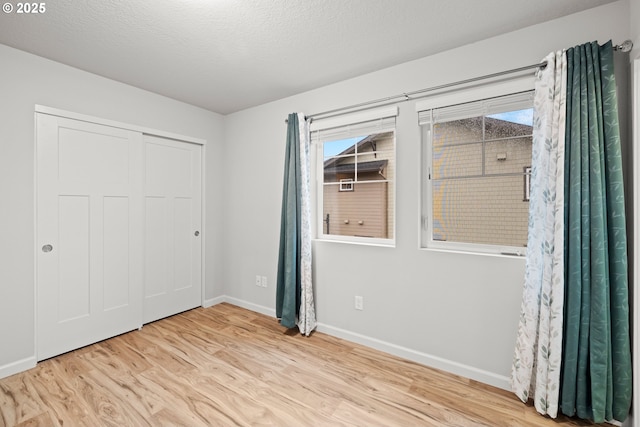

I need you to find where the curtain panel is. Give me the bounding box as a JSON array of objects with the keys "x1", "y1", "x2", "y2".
[
  {"x1": 276, "y1": 113, "x2": 317, "y2": 336},
  {"x1": 511, "y1": 49, "x2": 567, "y2": 418},
  {"x1": 513, "y1": 40, "x2": 631, "y2": 424},
  {"x1": 560, "y1": 41, "x2": 631, "y2": 424}
]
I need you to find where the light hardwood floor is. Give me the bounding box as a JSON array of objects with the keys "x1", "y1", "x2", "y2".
[{"x1": 1, "y1": 303, "x2": 602, "y2": 426}]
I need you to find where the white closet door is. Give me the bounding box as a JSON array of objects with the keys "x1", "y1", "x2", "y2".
[
  {"x1": 36, "y1": 114, "x2": 143, "y2": 361},
  {"x1": 143, "y1": 135, "x2": 202, "y2": 323}
]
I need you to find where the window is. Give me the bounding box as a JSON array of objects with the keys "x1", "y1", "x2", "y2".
[
  {"x1": 339, "y1": 179, "x2": 354, "y2": 192},
  {"x1": 312, "y1": 107, "x2": 397, "y2": 245},
  {"x1": 419, "y1": 91, "x2": 534, "y2": 254}
]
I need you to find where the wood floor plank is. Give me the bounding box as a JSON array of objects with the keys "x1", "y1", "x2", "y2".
[
  {"x1": 0, "y1": 303, "x2": 608, "y2": 426},
  {"x1": 0, "y1": 375, "x2": 47, "y2": 427},
  {"x1": 11, "y1": 412, "x2": 60, "y2": 427},
  {"x1": 201, "y1": 348, "x2": 343, "y2": 421},
  {"x1": 26, "y1": 363, "x2": 102, "y2": 426},
  {"x1": 138, "y1": 367, "x2": 250, "y2": 426}
]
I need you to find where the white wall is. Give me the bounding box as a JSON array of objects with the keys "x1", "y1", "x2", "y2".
[
  {"x1": 0, "y1": 44, "x2": 225, "y2": 377},
  {"x1": 222, "y1": 1, "x2": 632, "y2": 388},
  {"x1": 631, "y1": 0, "x2": 639, "y2": 60}
]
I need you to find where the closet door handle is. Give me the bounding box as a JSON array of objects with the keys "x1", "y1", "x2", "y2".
[
  {"x1": 194, "y1": 231, "x2": 200, "y2": 237},
  {"x1": 42, "y1": 244, "x2": 53, "y2": 253}
]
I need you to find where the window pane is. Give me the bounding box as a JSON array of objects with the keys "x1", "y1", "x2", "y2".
[
  {"x1": 322, "y1": 130, "x2": 394, "y2": 240},
  {"x1": 355, "y1": 153, "x2": 389, "y2": 182},
  {"x1": 422, "y1": 93, "x2": 534, "y2": 252},
  {"x1": 433, "y1": 117, "x2": 483, "y2": 146},
  {"x1": 432, "y1": 175, "x2": 529, "y2": 247},
  {"x1": 484, "y1": 136, "x2": 532, "y2": 175},
  {"x1": 323, "y1": 182, "x2": 391, "y2": 239},
  {"x1": 486, "y1": 108, "x2": 533, "y2": 133},
  {"x1": 323, "y1": 137, "x2": 360, "y2": 159},
  {"x1": 432, "y1": 141, "x2": 483, "y2": 179},
  {"x1": 324, "y1": 157, "x2": 355, "y2": 183}
]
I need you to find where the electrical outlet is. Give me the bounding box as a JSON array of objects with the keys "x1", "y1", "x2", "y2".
[
  {"x1": 355, "y1": 295, "x2": 364, "y2": 310},
  {"x1": 261, "y1": 276, "x2": 267, "y2": 287},
  {"x1": 255, "y1": 275, "x2": 262, "y2": 287}
]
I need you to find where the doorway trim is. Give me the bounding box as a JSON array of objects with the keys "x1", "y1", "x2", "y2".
[{"x1": 35, "y1": 105, "x2": 206, "y2": 146}]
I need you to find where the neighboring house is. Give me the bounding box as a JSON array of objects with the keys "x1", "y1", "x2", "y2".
[
  {"x1": 321, "y1": 116, "x2": 531, "y2": 244},
  {"x1": 323, "y1": 132, "x2": 395, "y2": 239},
  {"x1": 431, "y1": 116, "x2": 532, "y2": 247}
]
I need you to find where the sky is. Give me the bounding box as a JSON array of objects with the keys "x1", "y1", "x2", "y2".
[
  {"x1": 323, "y1": 136, "x2": 365, "y2": 157},
  {"x1": 487, "y1": 108, "x2": 533, "y2": 126}
]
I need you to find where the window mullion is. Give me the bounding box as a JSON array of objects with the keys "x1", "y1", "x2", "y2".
[
  {"x1": 354, "y1": 142, "x2": 358, "y2": 182},
  {"x1": 482, "y1": 115, "x2": 486, "y2": 177}
]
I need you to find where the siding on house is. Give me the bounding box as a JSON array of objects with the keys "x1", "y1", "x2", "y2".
[
  {"x1": 323, "y1": 182, "x2": 388, "y2": 238},
  {"x1": 323, "y1": 132, "x2": 395, "y2": 239},
  {"x1": 431, "y1": 117, "x2": 532, "y2": 247}
]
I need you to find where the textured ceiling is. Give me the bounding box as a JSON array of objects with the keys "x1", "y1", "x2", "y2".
[{"x1": 0, "y1": 0, "x2": 616, "y2": 114}]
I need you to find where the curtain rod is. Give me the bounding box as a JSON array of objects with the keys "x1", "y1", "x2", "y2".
[{"x1": 287, "y1": 39, "x2": 633, "y2": 123}]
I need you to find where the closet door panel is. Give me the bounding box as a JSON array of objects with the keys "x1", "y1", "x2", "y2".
[
  {"x1": 57, "y1": 195, "x2": 90, "y2": 321},
  {"x1": 36, "y1": 114, "x2": 143, "y2": 361},
  {"x1": 103, "y1": 196, "x2": 131, "y2": 310},
  {"x1": 143, "y1": 135, "x2": 202, "y2": 323},
  {"x1": 144, "y1": 197, "x2": 168, "y2": 298}
]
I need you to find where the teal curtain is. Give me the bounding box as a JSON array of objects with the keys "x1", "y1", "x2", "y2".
[
  {"x1": 276, "y1": 113, "x2": 302, "y2": 328},
  {"x1": 560, "y1": 41, "x2": 631, "y2": 423}
]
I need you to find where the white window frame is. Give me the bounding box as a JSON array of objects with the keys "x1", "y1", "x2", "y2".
[
  {"x1": 416, "y1": 78, "x2": 535, "y2": 256},
  {"x1": 312, "y1": 106, "x2": 398, "y2": 246},
  {"x1": 339, "y1": 178, "x2": 354, "y2": 192}
]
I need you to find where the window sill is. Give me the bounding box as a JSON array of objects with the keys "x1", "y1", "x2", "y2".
[
  {"x1": 418, "y1": 246, "x2": 526, "y2": 259},
  {"x1": 314, "y1": 236, "x2": 395, "y2": 248}
]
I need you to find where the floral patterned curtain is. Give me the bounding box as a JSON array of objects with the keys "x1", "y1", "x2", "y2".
[{"x1": 511, "y1": 50, "x2": 567, "y2": 418}]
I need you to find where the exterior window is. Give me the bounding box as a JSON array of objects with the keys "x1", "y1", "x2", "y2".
[
  {"x1": 339, "y1": 178, "x2": 354, "y2": 192},
  {"x1": 419, "y1": 91, "x2": 533, "y2": 254},
  {"x1": 313, "y1": 108, "x2": 396, "y2": 245}
]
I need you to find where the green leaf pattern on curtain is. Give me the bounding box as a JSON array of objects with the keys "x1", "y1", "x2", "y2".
[
  {"x1": 511, "y1": 50, "x2": 567, "y2": 418},
  {"x1": 560, "y1": 41, "x2": 631, "y2": 424}
]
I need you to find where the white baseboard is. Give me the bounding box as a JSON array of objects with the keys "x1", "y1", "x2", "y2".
[
  {"x1": 316, "y1": 322, "x2": 511, "y2": 391},
  {"x1": 203, "y1": 295, "x2": 226, "y2": 308},
  {"x1": 0, "y1": 356, "x2": 36, "y2": 380},
  {"x1": 224, "y1": 296, "x2": 276, "y2": 318},
  {"x1": 203, "y1": 295, "x2": 276, "y2": 318},
  {"x1": 218, "y1": 296, "x2": 510, "y2": 391}
]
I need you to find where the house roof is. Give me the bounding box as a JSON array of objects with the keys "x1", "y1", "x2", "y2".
[
  {"x1": 325, "y1": 160, "x2": 388, "y2": 175},
  {"x1": 323, "y1": 133, "x2": 391, "y2": 169}
]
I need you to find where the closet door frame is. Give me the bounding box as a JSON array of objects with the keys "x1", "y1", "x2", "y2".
[{"x1": 34, "y1": 105, "x2": 206, "y2": 352}]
